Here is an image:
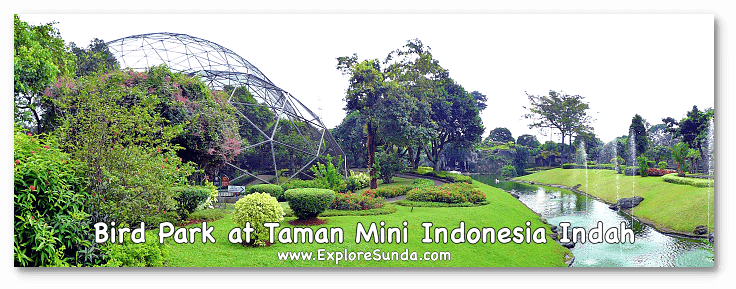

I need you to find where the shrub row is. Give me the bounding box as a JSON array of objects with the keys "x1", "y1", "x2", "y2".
[
  {"x1": 413, "y1": 169, "x2": 472, "y2": 184},
  {"x1": 346, "y1": 171, "x2": 370, "y2": 192},
  {"x1": 662, "y1": 174, "x2": 715, "y2": 188},
  {"x1": 406, "y1": 183, "x2": 486, "y2": 204},
  {"x1": 329, "y1": 192, "x2": 385, "y2": 210},
  {"x1": 364, "y1": 185, "x2": 414, "y2": 198}
]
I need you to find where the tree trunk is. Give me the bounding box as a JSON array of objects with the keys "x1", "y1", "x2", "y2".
[{"x1": 367, "y1": 122, "x2": 378, "y2": 189}]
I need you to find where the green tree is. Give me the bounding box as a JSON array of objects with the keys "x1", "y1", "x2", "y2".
[
  {"x1": 671, "y1": 142, "x2": 689, "y2": 177},
  {"x1": 470, "y1": 91, "x2": 488, "y2": 112},
  {"x1": 423, "y1": 81, "x2": 485, "y2": 171},
  {"x1": 337, "y1": 56, "x2": 390, "y2": 189},
  {"x1": 70, "y1": 38, "x2": 120, "y2": 77},
  {"x1": 332, "y1": 110, "x2": 367, "y2": 168},
  {"x1": 517, "y1": 134, "x2": 541, "y2": 148},
  {"x1": 523, "y1": 90, "x2": 593, "y2": 164},
  {"x1": 663, "y1": 106, "x2": 713, "y2": 173},
  {"x1": 629, "y1": 114, "x2": 649, "y2": 157},
  {"x1": 14, "y1": 15, "x2": 76, "y2": 133},
  {"x1": 486, "y1": 127, "x2": 514, "y2": 143}
]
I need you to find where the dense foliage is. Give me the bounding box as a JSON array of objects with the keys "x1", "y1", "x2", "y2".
[
  {"x1": 406, "y1": 183, "x2": 486, "y2": 204},
  {"x1": 284, "y1": 188, "x2": 336, "y2": 220},
  {"x1": 247, "y1": 184, "x2": 285, "y2": 201},
  {"x1": 330, "y1": 192, "x2": 386, "y2": 210},
  {"x1": 172, "y1": 186, "x2": 212, "y2": 220},
  {"x1": 232, "y1": 193, "x2": 284, "y2": 246}
]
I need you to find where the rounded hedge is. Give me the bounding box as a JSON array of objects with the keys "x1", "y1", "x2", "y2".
[
  {"x1": 247, "y1": 184, "x2": 285, "y2": 201},
  {"x1": 232, "y1": 193, "x2": 284, "y2": 246},
  {"x1": 284, "y1": 188, "x2": 335, "y2": 220}
]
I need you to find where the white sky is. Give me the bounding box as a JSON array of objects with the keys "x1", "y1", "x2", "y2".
[{"x1": 18, "y1": 14, "x2": 713, "y2": 144}]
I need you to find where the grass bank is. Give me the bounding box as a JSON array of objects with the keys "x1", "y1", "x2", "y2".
[
  {"x1": 516, "y1": 169, "x2": 714, "y2": 235},
  {"x1": 162, "y1": 180, "x2": 570, "y2": 267}
]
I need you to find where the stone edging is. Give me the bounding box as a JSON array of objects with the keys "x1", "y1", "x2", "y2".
[{"x1": 512, "y1": 180, "x2": 713, "y2": 239}]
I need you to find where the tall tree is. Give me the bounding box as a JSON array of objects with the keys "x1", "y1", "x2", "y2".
[
  {"x1": 629, "y1": 114, "x2": 649, "y2": 157},
  {"x1": 470, "y1": 91, "x2": 488, "y2": 112},
  {"x1": 517, "y1": 134, "x2": 541, "y2": 148},
  {"x1": 14, "y1": 15, "x2": 76, "y2": 133},
  {"x1": 663, "y1": 105, "x2": 714, "y2": 173},
  {"x1": 486, "y1": 127, "x2": 514, "y2": 143},
  {"x1": 69, "y1": 38, "x2": 120, "y2": 77},
  {"x1": 423, "y1": 81, "x2": 485, "y2": 171},
  {"x1": 337, "y1": 56, "x2": 391, "y2": 189},
  {"x1": 523, "y1": 90, "x2": 593, "y2": 164}
]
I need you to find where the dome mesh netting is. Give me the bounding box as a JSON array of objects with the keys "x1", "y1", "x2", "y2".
[{"x1": 106, "y1": 32, "x2": 346, "y2": 185}]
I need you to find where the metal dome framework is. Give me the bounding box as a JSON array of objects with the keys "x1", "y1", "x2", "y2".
[{"x1": 106, "y1": 32, "x2": 346, "y2": 185}]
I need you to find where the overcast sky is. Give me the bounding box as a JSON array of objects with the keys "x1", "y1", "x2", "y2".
[{"x1": 19, "y1": 14, "x2": 714, "y2": 144}]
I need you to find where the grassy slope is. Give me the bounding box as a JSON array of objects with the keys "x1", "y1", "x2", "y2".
[
  {"x1": 517, "y1": 169, "x2": 715, "y2": 233},
  {"x1": 164, "y1": 180, "x2": 569, "y2": 267}
]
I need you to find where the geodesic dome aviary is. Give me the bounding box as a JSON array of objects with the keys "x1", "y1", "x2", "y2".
[{"x1": 106, "y1": 32, "x2": 346, "y2": 185}]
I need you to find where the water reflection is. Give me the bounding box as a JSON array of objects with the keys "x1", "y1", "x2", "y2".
[{"x1": 472, "y1": 174, "x2": 713, "y2": 267}]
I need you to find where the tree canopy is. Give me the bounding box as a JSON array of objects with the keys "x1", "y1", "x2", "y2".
[
  {"x1": 523, "y1": 90, "x2": 593, "y2": 163},
  {"x1": 486, "y1": 127, "x2": 514, "y2": 143}
]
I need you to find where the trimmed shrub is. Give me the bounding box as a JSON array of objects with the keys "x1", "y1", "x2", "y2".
[
  {"x1": 365, "y1": 185, "x2": 413, "y2": 198},
  {"x1": 172, "y1": 186, "x2": 211, "y2": 220},
  {"x1": 658, "y1": 161, "x2": 667, "y2": 169},
  {"x1": 280, "y1": 179, "x2": 321, "y2": 191},
  {"x1": 662, "y1": 173, "x2": 714, "y2": 187},
  {"x1": 406, "y1": 183, "x2": 486, "y2": 204},
  {"x1": 416, "y1": 166, "x2": 434, "y2": 174},
  {"x1": 623, "y1": 166, "x2": 639, "y2": 176},
  {"x1": 284, "y1": 188, "x2": 336, "y2": 220},
  {"x1": 330, "y1": 192, "x2": 385, "y2": 210},
  {"x1": 412, "y1": 178, "x2": 435, "y2": 189},
  {"x1": 501, "y1": 165, "x2": 517, "y2": 178},
  {"x1": 247, "y1": 184, "x2": 284, "y2": 201},
  {"x1": 562, "y1": 163, "x2": 576, "y2": 169},
  {"x1": 102, "y1": 241, "x2": 168, "y2": 267},
  {"x1": 232, "y1": 193, "x2": 284, "y2": 246}
]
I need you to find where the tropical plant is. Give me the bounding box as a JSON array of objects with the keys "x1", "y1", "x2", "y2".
[
  {"x1": 284, "y1": 188, "x2": 336, "y2": 220},
  {"x1": 231, "y1": 193, "x2": 284, "y2": 246}
]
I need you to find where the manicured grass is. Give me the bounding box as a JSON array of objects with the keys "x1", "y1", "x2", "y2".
[
  {"x1": 517, "y1": 169, "x2": 715, "y2": 233},
  {"x1": 162, "y1": 180, "x2": 570, "y2": 267}
]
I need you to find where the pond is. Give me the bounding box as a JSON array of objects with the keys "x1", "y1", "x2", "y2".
[{"x1": 472, "y1": 174, "x2": 714, "y2": 267}]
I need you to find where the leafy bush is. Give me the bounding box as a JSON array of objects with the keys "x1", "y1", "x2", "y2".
[
  {"x1": 102, "y1": 241, "x2": 168, "y2": 267},
  {"x1": 662, "y1": 174, "x2": 714, "y2": 187},
  {"x1": 330, "y1": 192, "x2": 385, "y2": 210},
  {"x1": 658, "y1": 161, "x2": 668, "y2": 169},
  {"x1": 280, "y1": 179, "x2": 321, "y2": 191},
  {"x1": 346, "y1": 171, "x2": 370, "y2": 192},
  {"x1": 562, "y1": 163, "x2": 576, "y2": 169},
  {"x1": 623, "y1": 166, "x2": 639, "y2": 176},
  {"x1": 611, "y1": 156, "x2": 625, "y2": 166},
  {"x1": 374, "y1": 149, "x2": 406, "y2": 184},
  {"x1": 647, "y1": 160, "x2": 656, "y2": 168},
  {"x1": 197, "y1": 181, "x2": 219, "y2": 210},
  {"x1": 14, "y1": 127, "x2": 91, "y2": 267},
  {"x1": 310, "y1": 154, "x2": 347, "y2": 193},
  {"x1": 247, "y1": 184, "x2": 284, "y2": 201},
  {"x1": 364, "y1": 185, "x2": 413, "y2": 198},
  {"x1": 501, "y1": 165, "x2": 517, "y2": 178},
  {"x1": 232, "y1": 193, "x2": 284, "y2": 246},
  {"x1": 406, "y1": 183, "x2": 486, "y2": 204},
  {"x1": 284, "y1": 188, "x2": 336, "y2": 220},
  {"x1": 187, "y1": 208, "x2": 224, "y2": 221},
  {"x1": 412, "y1": 178, "x2": 435, "y2": 189},
  {"x1": 172, "y1": 186, "x2": 211, "y2": 220},
  {"x1": 646, "y1": 168, "x2": 676, "y2": 177},
  {"x1": 638, "y1": 156, "x2": 649, "y2": 177}
]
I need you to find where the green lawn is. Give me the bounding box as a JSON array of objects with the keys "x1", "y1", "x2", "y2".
[
  {"x1": 516, "y1": 169, "x2": 715, "y2": 234},
  {"x1": 161, "y1": 180, "x2": 570, "y2": 267}
]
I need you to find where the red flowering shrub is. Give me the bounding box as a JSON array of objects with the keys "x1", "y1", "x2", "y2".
[
  {"x1": 364, "y1": 185, "x2": 413, "y2": 198},
  {"x1": 647, "y1": 168, "x2": 676, "y2": 177},
  {"x1": 329, "y1": 192, "x2": 385, "y2": 210}
]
